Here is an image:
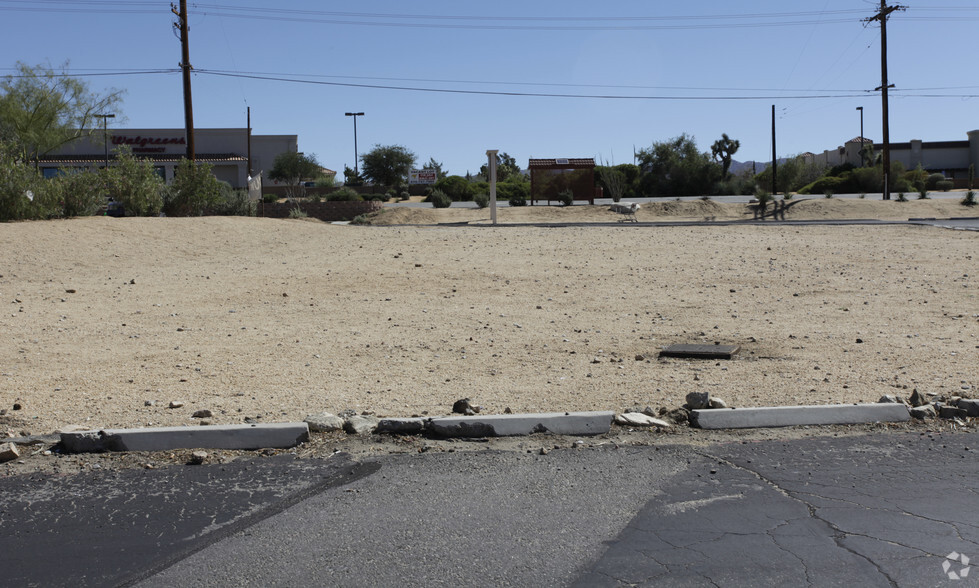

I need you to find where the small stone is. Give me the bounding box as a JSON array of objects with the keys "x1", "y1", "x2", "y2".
[
  {"x1": 344, "y1": 415, "x2": 379, "y2": 435},
  {"x1": 664, "y1": 407, "x2": 691, "y2": 424},
  {"x1": 304, "y1": 412, "x2": 345, "y2": 433},
  {"x1": 878, "y1": 394, "x2": 900, "y2": 404},
  {"x1": 955, "y1": 399, "x2": 979, "y2": 417},
  {"x1": 539, "y1": 447, "x2": 549, "y2": 455},
  {"x1": 939, "y1": 405, "x2": 968, "y2": 420},
  {"x1": 12, "y1": 403, "x2": 22, "y2": 411},
  {"x1": 908, "y1": 389, "x2": 929, "y2": 407},
  {"x1": 191, "y1": 409, "x2": 213, "y2": 419},
  {"x1": 909, "y1": 405, "x2": 936, "y2": 419},
  {"x1": 452, "y1": 398, "x2": 476, "y2": 414},
  {"x1": 168, "y1": 401, "x2": 184, "y2": 409},
  {"x1": 188, "y1": 451, "x2": 207, "y2": 465},
  {"x1": 144, "y1": 400, "x2": 155, "y2": 407},
  {"x1": 504, "y1": 407, "x2": 512, "y2": 414},
  {"x1": 708, "y1": 397, "x2": 728, "y2": 409},
  {"x1": 685, "y1": 391, "x2": 710, "y2": 410},
  {"x1": 0, "y1": 442, "x2": 19, "y2": 463}
]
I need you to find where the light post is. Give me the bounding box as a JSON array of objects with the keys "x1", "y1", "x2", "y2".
[
  {"x1": 856, "y1": 106, "x2": 864, "y2": 166},
  {"x1": 94, "y1": 113, "x2": 115, "y2": 169},
  {"x1": 345, "y1": 112, "x2": 364, "y2": 175}
]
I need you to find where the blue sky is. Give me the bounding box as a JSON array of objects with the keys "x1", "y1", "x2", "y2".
[{"x1": 2, "y1": 1, "x2": 977, "y2": 177}]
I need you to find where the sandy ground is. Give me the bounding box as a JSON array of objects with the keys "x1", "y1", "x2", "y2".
[{"x1": 1, "y1": 199, "x2": 977, "y2": 446}]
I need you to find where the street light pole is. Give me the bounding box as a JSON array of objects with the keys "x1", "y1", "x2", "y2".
[
  {"x1": 345, "y1": 112, "x2": 364, "y2": 175},
  {"x1": 856, "y1": 106, "x2": 864, "y2": 166},
  {"x1": 94, "y1": 113, "x2": 115, "y2": 169}
]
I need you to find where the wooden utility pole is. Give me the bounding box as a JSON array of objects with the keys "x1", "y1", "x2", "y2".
[
  {"x1": 771, "y1": 105, "x2": 777, "y2": 197},
  {"x1": 866, "y1": 0, "x2": 905, "y2": 200},
  {"x1": 172, "y1": 1, "x2": 195, "y2": 161}
]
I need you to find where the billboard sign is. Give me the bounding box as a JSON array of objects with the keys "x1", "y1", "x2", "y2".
[{"x1": 409, "y1": 169, "x2": 437, "y2": 185}]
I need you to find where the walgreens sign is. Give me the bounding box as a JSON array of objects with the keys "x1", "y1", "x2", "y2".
[{"x1": 112, "y1": 135, "x2": 186, "y2": 153}]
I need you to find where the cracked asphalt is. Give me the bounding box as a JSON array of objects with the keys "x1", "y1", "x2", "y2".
[{"x1": 2, "y1": 431, "x2": 977, "y2": 587}]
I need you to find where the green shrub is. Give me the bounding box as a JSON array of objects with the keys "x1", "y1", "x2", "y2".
[
  {"x1": 926, "y1": 173, "x2": 946, "y2": 190},
  {"x1": 557, "y1": 189, "x2": 574, "y2": 206},
  {"x1": 288, "y1": 206, "x2": 308, "y2": 218},
  {"x1": 754, "y1": 189, "x2": 773, "y2": 211},
  {"x1": 891, "y1": 178, "x2": 912, "y2": 194},
  {"x1": 962, "y1": 190, "x2": 977, "y2": 206},
  {"x1": 428, "y1": 189, "x2": 452, "y2": 208},
  {"x1": 496, "y1": 180, "x2": 530, "y2": 202},
  {"x1": 351, "y1": 214, "x2": 370, "y2": 225},
  {"x1": 508, "y1": 193, "x2": 527, "y2": 206},
  {"x1": 917, "y1": 185, "x2": 929, "y2": 199},
  {"x1": 212, "y1": 189, "x2": 255, "y2": 216},
  {"x1": 262, "y1": 193, "x2": 278, "y2": 203},
  {"x1": 474, "y1": 192, "x2": 489, "y2": 209},
  {"x1": 896, "y1": 192, "x2": 908, "y2": 202},
  {"x1": 824, "y1": 190, "x2": 834, "y2": 199},
  {"x1": 102, "y1": 147, "x2": 165, "y2": 216},
  {"x1": 936, "y1": 180, "x2": 954, "y2": 192},
  {"x1": 327, "y1": 187, "x2": 362, "y2": 201},
  {"x1": 400, "y1": 191, "x2": 410, "y2": 200},
  {"x1": 434, "y1": 175, "x2": 473, "y2": 201},
  {"x1": 798, "y1": 175, "x2": 845, "y2": 196},
  {"x1": 163, "y1": 159, "x2": 224, "y2": 216},
  {"x1": 53, "y1": 168, "x2": 104, "y2": 217}
]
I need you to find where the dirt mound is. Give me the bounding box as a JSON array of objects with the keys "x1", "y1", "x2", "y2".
[{"x1": 642, "y1": 199, "x2": 733, "y2": 219}]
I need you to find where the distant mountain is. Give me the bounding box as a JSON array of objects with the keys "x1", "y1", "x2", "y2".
[{"x1": 729, "y1": 159, "x2": 789, "y2": 176}]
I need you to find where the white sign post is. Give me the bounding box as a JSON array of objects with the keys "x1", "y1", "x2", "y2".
[{"x1": 486, "y1": 149, "x2": 498, "y2": 225}]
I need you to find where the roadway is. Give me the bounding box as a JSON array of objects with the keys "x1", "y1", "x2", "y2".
[{"x1": 2, "y1": 431, "x2": 977, "y2": 587}]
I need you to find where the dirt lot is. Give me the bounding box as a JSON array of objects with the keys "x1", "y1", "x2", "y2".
[{"x1": 1, "y1": 198, "x2": 976, "y2": 473}]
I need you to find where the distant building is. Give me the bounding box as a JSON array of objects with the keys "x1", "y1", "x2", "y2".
[
  {"x1": 38, "y1": 128, "x2": 298, "y2": 189},
  {"x1": 806, "y1": 130, "x2": 979, "y2": 179}
]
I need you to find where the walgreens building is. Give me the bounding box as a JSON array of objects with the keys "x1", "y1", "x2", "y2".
[{"x1": 39, "y1": 128, "x2": 297, "y2": 189}]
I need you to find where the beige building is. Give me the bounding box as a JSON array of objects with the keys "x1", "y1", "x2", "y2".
[
  {"x1": 805, "y1": 130, "x2": 979, "y2": 180},
  {"x1": 39, "y1": 128, "x2": 298, "y2": 189}
]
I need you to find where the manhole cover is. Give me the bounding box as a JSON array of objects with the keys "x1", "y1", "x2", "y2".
[{"x1": 659, "y1": 344, "x2": 740, "y2": 360}]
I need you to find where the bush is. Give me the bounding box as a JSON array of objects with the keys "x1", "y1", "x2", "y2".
[
  {"x1": 428, "y1": 189, "x2": 452, "y2": 208},
  {"x1": 962, "y1": 190, "x2": 977, "y2": 206},
  {"x1": 163, "y1": 159, "x2": 224, "y2": 216},
  {"x1": 896, "y1": 192, "x2": 908, "y2": 202},
  {"x1": 926, "y1": 173, "x2": 946, "y2": 190},
  {"x1": 52, "y1": 169, "x2": 104, "y2": 217},
  {"x1": 212, "y1": 189, "x2": 255, "y2": 216},
  {"x1": 326, "y1": 187, "x2": 362, "y2": 202},
  {"x1": 400, "y1": 191, "x2": 410, "y2": 200},
  {"x1": 799, "y1": 176, "x2": 846, "y2": 195},
  {"x1": 892, "y1": 178, "x2": 913, "y2": 193},
  {"x1": 434, "y1": 175, "x2": 473, "y2": 201},
  {"x1": 508, "y1": 193, "x2": 527, "y2": 206},
  {"x1": 917, "y1": 185, "x2": 929, "y2": 199},
  {"x1": 474, "y1": 192, "x2": 489, "y2": 209},
  {"x1": 496, "y1": 180, "x2": 530, "y2": 202},
  {"x1": 351, "y1": 214, "x2": 370, "y2": 225},
  {"x1": 102, "y1": 147, "x2": 164, "y2": 216},
  {"x1": 288, "y1": 206, "x2": 308, "y2": 218},
  {"x1": 262, "y1": 193, "x2": 278, "y2": 203},
  {"x1": 936, "y1": 180, "x2": 954, "y2": 192},
  {"x1": 557, "y1": 189, "x2": 574, "y2": 207}
]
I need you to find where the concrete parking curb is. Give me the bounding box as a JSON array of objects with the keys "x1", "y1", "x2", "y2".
[
  {"x1": 60, "y1": 423, "x2": 310, "y2": 453},
  {"x1": 690, "y1": 403, "x2": 910, "y2": 430},
  {"x1": 428, "y1": 411, "x2": 615, "y2": 438}
]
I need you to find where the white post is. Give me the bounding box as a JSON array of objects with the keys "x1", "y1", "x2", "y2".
[{"x1": 486, "y1": 149, "x2": 498, "y2": 225}]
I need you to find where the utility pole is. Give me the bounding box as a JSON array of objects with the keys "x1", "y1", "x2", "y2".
[
  {"x1": 93, "y1": 113, "x2": 115, "y2": 169},
  {"x1": 866, "y1": 0, "x2": 905, "y2": 200},
  {"x1": 172, "y1": 0, "x2": 195, "y2": 161},
  {"x1": 345, "y1": 112, "x2": 364, "y2": 175},
  {"x1": 247, "y1": 106, "x2": 252, "y2": 177},
  {"x1": 771, "y1": 105, "x2": 777, "y2": 197}
]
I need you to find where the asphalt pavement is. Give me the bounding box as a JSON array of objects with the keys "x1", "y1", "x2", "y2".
[{"x1": 3, "y1": 430, "x2": 978, "y2": 587}]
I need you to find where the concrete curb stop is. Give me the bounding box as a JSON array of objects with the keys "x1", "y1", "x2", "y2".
[
  {"x1": 691, "y1": 403, "x2": 911, "y2": 430},
  {"x1": 60, "y1": 423, "x2": 310, "y2": 453}
]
